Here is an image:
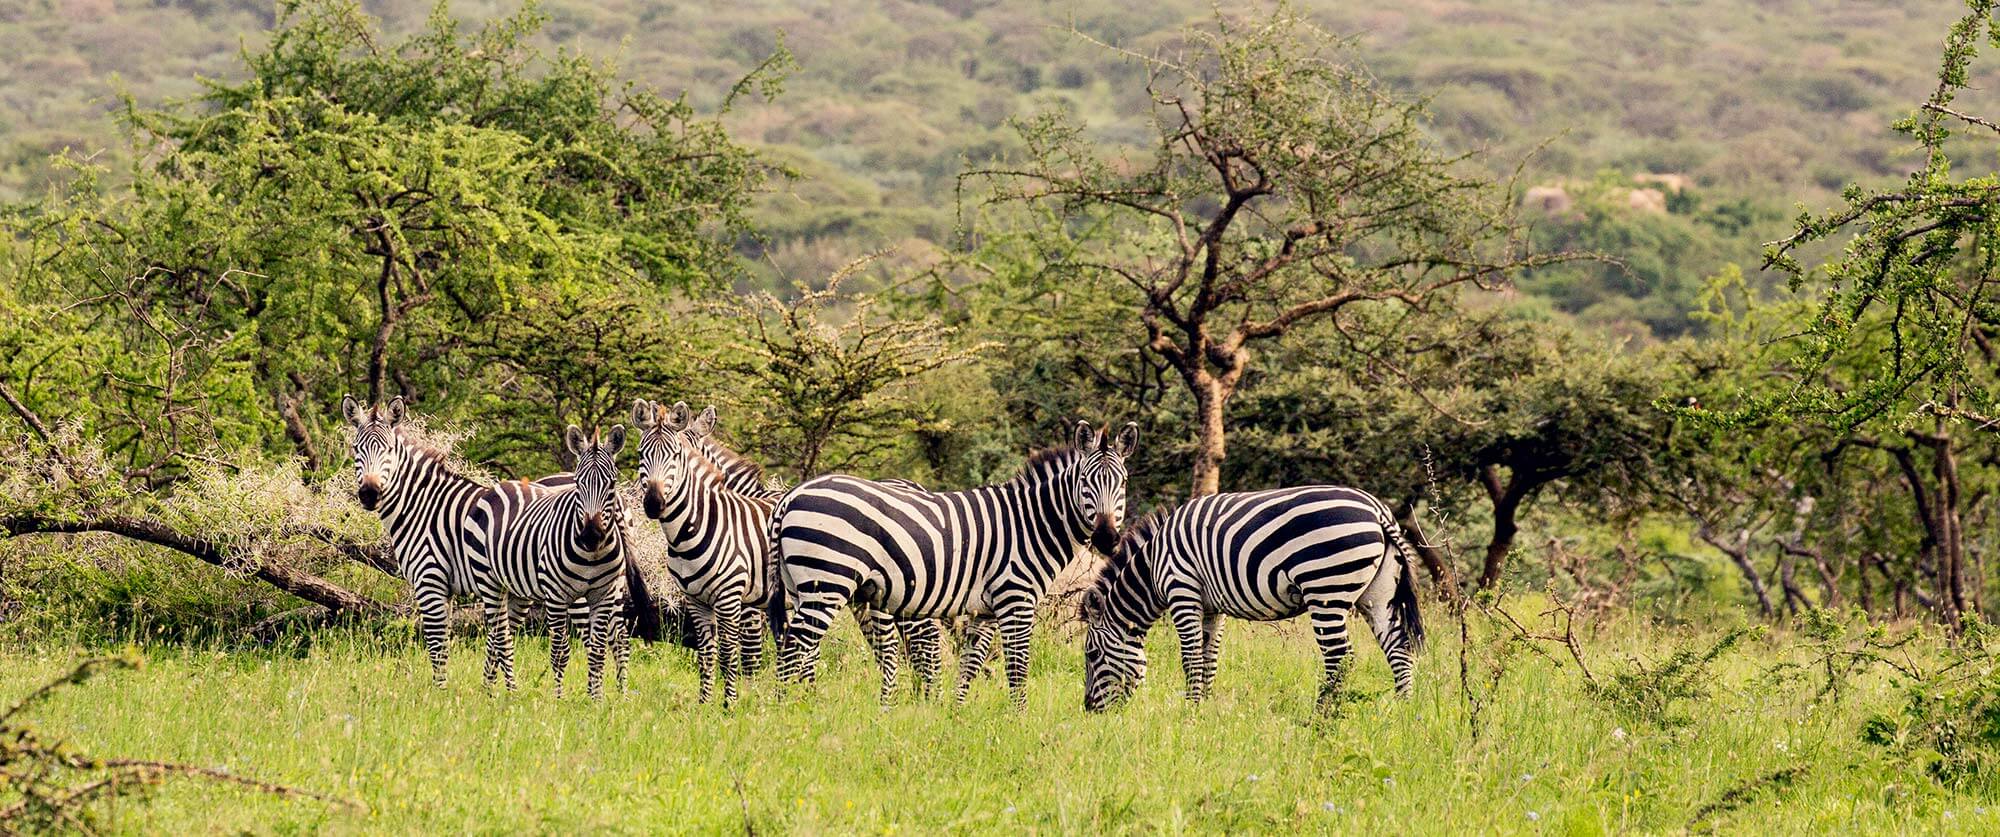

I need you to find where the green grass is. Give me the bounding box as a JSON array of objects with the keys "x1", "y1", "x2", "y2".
[{"x1": 0, "y1": 609, "x2": 1988, "y2": 834}]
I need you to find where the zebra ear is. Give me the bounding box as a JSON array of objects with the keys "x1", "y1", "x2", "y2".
[
  {"x1": 387, "y1": 396, "x2": 406, "y2": 427},
  {"x1": 1112, "y1": 422, "x2": 1138, "y2": 458},
  {"x1": 564, "y1": 424, "x2": 588, "y2": 456},
  {"x1": 341, "y1": 395, "x2": 363, "y2": 426},
  {"x1": 605, "y1": 425, "x2": 627, "y2": 455},
  {"x1": 632, "y1": 399, "x2": 656, "y2": 430},
  {"x1": 688, "y1": 405, "x2": 718, "y2": 439},
  {"x1": 666, "y1": 401, "x2": 692, "y2": 431},
  {"x1": 1072, "y1": 420, "x2": 1094, "y2": 451}
]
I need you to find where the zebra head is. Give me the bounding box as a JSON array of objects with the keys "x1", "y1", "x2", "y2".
[
  {"x1": 1071, "y1": 420, "x2": 1138, "y2": 555},
  {"x1": 564, "y1": 423, "x2": 627, "y2": 552},
  {"x1": 1080, "y1": 517, "x2": 1159, "y2": 712},
  {"x1": 342, "y1": 394, "x2": 407, "y2": 511},
  {"x1": 632, "y1": 399, "x2": 717, "y2": 519}
]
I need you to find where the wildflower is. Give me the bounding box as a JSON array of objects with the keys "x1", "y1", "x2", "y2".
[
  {"x1": 1773, "y1": 739, "x2": 1789, "y2": 753},
  {"x1": 1004, "y1": 806, "x2": 1017, "y2": 815},
  {"x1": 1611, "y1": 727, "x2": 1627, "y2": 741},
  {"x1": 1526, "y1": 811, "x2": 1540, "y2": 822},
  {"x1": 1322, "y1": 802, "x2": 1340, "y2": 813},
  {"x1": 1382, "y1": 777, "x2": 1395, "y2": 787},
  {"x1": 1520, "y1": 773, "x2": 1533, "y2": 783},
  {"x1": 1247, "y1": 774, "x2": 1261, "y2": 783}
]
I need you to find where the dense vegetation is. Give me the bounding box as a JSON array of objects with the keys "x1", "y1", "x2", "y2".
[{"x1": 8, "y1": 0, "x2": 2000, "y2": 829}]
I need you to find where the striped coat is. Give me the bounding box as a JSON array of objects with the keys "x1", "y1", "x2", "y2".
[
  {"x1": 774, "y1": 421, "x2": 1136, "y2": 706},
  {"x1": 1079, "y1": 486, "x2": 1424, "y2": 713},
  {"x1": 464, "y1": 425, "x2": 631, "y2": 699}
]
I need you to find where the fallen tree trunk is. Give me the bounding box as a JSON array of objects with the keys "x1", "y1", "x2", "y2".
[{"x1": 3, "y1": 513, "x2": 394, "y2": 618}]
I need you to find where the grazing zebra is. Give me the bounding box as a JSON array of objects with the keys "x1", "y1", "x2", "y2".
[
  {"x1": 1078, "y1": 486, "x2": 1425, "y2": 714},
  {"x1": 774, "y1": 420, "x2": 1137, "y2": 707},
  {"x1": 463, "y1": 425, "x2": 631, "y2": 699},
  {"x1": 342, "y1": 395, "x2": 583, "y2": 686}
]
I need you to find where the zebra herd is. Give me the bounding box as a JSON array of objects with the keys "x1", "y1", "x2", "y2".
[{"x1": 342, "y1": 395, "x2": 1425, "y2": 712}]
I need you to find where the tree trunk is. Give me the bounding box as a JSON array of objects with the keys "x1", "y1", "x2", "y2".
[
  {"x1": 1700, "y1": 525, "x2": 1775, "y2": 617},
  {"x1": 3, "y1": 513, "x2": 393, "y2": 618},
  {"x1": 1476, "y1": 465, "x2": 1533, "y2": 591},
  {"x1": 1395, "y1": 498, "x2": 1462, "y2": 603},
  {"x1": 1189, "y1": 373, "x2": 1228, "y2": 498}
]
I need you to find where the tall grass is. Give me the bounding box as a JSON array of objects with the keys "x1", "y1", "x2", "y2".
[{"x1": 0, "y1": 606, "x2": 1987, "y2": 833}]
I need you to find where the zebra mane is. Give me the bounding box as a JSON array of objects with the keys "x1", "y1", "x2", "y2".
[
  {"x1": 1020, "y1": 444, "x2": 1082, "y2": 472},
  {"x1": 695, "y1": 435, "x2": 766, "y2": 484},
  {"x1": 1086, "y1": 509, "x2": 1167, "y2": 600}
]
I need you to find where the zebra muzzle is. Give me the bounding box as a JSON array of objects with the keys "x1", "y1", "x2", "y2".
[
  {"x1": 642, "y1": 481, "x2": 666, "y2": 519},
  {"x1": 579, "y1": 513, "x2": 607, "y2": 549},
  {"x1": 1090, "y1": 513, "x2": 1119, "y2": 555},
  {"x1": 356, "y1": 477, "x2": 382, "y2": 510}
]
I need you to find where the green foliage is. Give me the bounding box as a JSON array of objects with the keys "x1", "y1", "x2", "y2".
[
  {"x1": 1863, "y1": 620, "x2": 2000, "y2": 794},
  {"x1": 1, "y1": 0, "x2": 784, "y2": 480},
  {"x1": 711, "y1": 254, "x2": 985, "y2": 478},
  {"x1": 1586, "y1": 626, "x2": 1760, "y2": 728}
]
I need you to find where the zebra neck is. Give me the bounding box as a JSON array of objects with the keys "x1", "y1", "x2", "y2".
[
  {"x1": 693, "y1": 436, "x2": 764, "y2": 495},
  {"x1": 375, "y1": 454, "x2": 483, "y2": 537},
  {"x1": 654, "y1": 462, "x2": 717, "y2": 544},
  {"x1": 968, "y1": 456, "x2": 1089, "y2": 569}
]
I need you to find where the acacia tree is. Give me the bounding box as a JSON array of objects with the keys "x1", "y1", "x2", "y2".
[
  {"x1": 1744, "y1": 0, "x2": 2000, "y2": 625},
  {"x1": 969, "y1": 8, "x2": 1562, "y2": 495},
  {"x1": 2, "y1": 0, "x2": 784, "y2": 482},
  {"x1": 713, "y1": 255, "x2": 984, "y2": 479}
]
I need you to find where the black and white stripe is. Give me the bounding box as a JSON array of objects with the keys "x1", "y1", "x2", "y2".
[
  {"x1": 774, "y1": 420, "x2": 1137, "y2": 706},
  {"x1": 633, "y1": 399, "x2": 783, "y2": 704},
  {"x1": 342, "y1": 395, "x2": 575, "y2": 686},
  {"x1": 1079, "y1": 486, "x2": 1425, "y2": 713},
  {"x1": 463, "y1": 424, "x2": 631, "y2": 699}
]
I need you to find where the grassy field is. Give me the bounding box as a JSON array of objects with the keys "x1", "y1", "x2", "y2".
[{"x1": 0, "y1": 604, "x2": 1987, "y2": 834}]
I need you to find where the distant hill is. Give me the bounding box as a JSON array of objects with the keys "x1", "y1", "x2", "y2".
[{"x1": 1, "y1": 0, "x2": 1982, "y2": 334}]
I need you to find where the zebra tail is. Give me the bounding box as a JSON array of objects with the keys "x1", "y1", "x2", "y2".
[
  {"x1": 624, "y1": 559, "x2": 664, "y2": 643},
  {"x1": 763, "y1": 490, "x2": 793, "y2": 646},
  {"x1": 1390, "y1": 530, "x2": 1426, "y2": 653}
]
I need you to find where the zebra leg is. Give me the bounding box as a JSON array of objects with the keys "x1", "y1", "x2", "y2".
[
  {"x1": 692, "y1": 603, "x2": 719, "y2": 703},
  {"x1": 952, "y1": 618, "x2": 998, "y2": 704},
  {"x1": 585, "y1": 596, "x2": 613, "y2": 701},
  {"x1": 547, "y1": 600, "x2": 573, "y2": 699},
  {"x1": 483, "y1": 594, "x2": 525, "y2": 692},
  {"x1": 1166, "y1": 596, "x2": 1209, "y2": 704},
  {"x1": 1358, "y1": 562, "x2": 1416, "y2": 696},
  {"x1": 901, "y1": 619, "x2": 943, "y2": 699},
  {"x1": 777, "y1": 587, "x2": 847, "y2": 686},
  {"x1": 410, "y1": 569, "x2": 452, "y2": 688},
  {"x1": 996, "y1": 605, "x2": 1036, "y2": 709},
  {"x1": 612, "y1": 612, "x2": 632, "y2": 695},
  {"x1": 1308, "y1": 602, "x2": 1356, "y2": 714},
  {"x1": 862, "y1": 607, "x2": 902, "y2": 705},
  {"x1": 1199, "y1": 613, "x2": 1226, "y2": 699},
  {"x1": 715, "y1": 594, "x2": 745, "y2": 707},
  {"x1": 738, "y1": 607, "x2": 766, "y2": 679}
]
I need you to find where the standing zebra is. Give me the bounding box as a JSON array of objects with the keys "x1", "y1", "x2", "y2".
[
  {"x1": 774, "y1": 420, "x2": 1136, "y2": 707},
  {"x1": 1078, "y1": 486, "x2": 1425, "y2": 714},
  {"x1": 640, "y1": 399, "x2": 944, "y2": 700},
  {"x1": 633, "y1": 399, "x2": 785, "y2": 704},
  {"x1": 342, "y1": 396, "x2": 586, "y2": 686},
  {"x1": 463, "y1": 425, "x2": 631, "y2": 699}
]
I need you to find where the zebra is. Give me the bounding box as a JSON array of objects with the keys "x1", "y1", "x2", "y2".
[
  {"x1": 632, "y1": 398, "x2": 786, "y2": 704},
  {"x1": 638, "y1": 399, "x2": 945, "y2": 701},
  {"x1": 773, "y1": 420, "x2": 1137, "y2": 707},
  {"x1": 343, "y1": 395, "x2": 585, "y2": 686},
  {"x1": 1077, "y1": 486, "x2": 1425, "y2": 714},
  {"x1": 463, "y1": 424, "x2": 631, "y2": 699}
]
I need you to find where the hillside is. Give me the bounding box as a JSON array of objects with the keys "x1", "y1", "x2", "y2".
[{"x1": 0, "y1": 0, "x2": 1982, "y2": 333}]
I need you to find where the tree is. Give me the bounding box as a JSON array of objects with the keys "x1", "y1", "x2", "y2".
[
  {"x1": 1742, "y1": 0, "x2": 2000, "y2": 625},
  {"x1": 968, "y1": 7, "x2": 1562, "y2": 496},
  {"x1": 1, "y1": 0, "x2": 785, "y2": 481},
  {"x1": 712, "y1": 255, "x2": 985, "y2": 479}
]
